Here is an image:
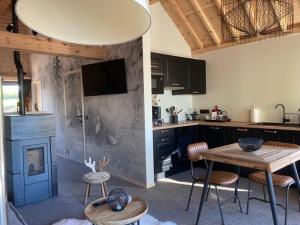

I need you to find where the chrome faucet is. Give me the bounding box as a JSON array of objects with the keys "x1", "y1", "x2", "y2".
[{"x1": 275, "y1": 103, "x2": 290, "y2": 124}]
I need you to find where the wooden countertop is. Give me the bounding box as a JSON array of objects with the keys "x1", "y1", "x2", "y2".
[{"x1": 153, "y1": 120, "x2": 300, "y2": 131}]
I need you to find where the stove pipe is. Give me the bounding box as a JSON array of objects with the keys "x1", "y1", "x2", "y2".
[{"x1": 12, "y1": 0, "x2": 25, "y2": 115}]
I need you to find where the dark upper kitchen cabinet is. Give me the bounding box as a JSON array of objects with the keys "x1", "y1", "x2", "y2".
[
  {"x1": 151, "y1": 53, "x2": 165, "y2": 75},
  {"x1": 188, "y1": 59, "x2": 206, "y2": 94},
  {"x1": 151, "y1": 52, "x2": 206, "y2": 94},
  {"x1": 173, "y1": 59, "x2": 206, "y2": 95},
  {"x1": 165, "y1": 55, "x2": 188, "y2": 88}
]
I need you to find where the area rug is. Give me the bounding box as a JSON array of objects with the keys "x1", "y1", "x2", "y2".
[{"x1": 53, "y1": 214, "x2": 177, "y2": 225}]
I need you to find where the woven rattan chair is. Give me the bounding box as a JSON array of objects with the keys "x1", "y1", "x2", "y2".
[
  {"x1": 246, "y1": 141, "x2": 300, "y2": 225},
  {"x1": 186, "y1": 142, "x2": 242, "y2": 225}
]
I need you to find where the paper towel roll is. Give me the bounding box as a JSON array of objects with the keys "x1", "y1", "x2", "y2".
[{"x1": 251, "y1": 105, "x2": 260, "y2": 123}]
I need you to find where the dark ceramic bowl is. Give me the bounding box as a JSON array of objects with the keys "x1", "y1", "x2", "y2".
[
  {"x1": 238, "y1": 138, "x2": 263, "y2": 152},
  {"x1": 107, "y1": 188, "x2": 129, "y2": 212}
]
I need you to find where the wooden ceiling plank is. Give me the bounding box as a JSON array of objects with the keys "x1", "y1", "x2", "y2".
[
  {"x1": 170, "y1": 0, "x2": 204, "y2": 49},
  {"x1": 213, "y1": 0, "x2": 240, "y2": 41},
  {"x1": 0, "y1": 31, "x2": 107, "y2": 59},
  {"x1": 0, "y1": 0, "x2": 11, "y2": 17},
  {"x1": 189, "y1": 0, "x2": 221, "y2": 46},
  {"x1": 149, "y1": 0, "x2": 159, "y2": 5},
  {"x1": 192, "y1": 23, "x2": 300, "y2": 56}
]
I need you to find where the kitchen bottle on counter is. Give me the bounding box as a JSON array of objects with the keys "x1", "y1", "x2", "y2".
[{"x1": 250, "y1": 104, "x2": 260, "y2": 123}]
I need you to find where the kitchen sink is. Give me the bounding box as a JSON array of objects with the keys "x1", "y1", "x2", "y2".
[{"x1": 249, "y1": 122, "x2": 300, "y2": 128}]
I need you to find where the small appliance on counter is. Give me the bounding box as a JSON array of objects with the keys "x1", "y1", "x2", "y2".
[
  {"x1": 152, "y1": 106, "x2": 164, "y2": 126},
  {"x1": 204, "y1": 105, "x2": 231, "y2": 122}
]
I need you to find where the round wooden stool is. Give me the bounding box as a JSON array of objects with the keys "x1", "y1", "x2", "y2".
[
  {"x1": 82, "y1": 172, "x2": 110, "y2": 204},
  {"x1": 84, "y1": 196, "x2": 148, "y2": 225}
]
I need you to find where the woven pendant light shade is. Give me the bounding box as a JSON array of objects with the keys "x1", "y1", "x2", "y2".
[{"x1": 221, "y1": 0, "x2": 294, "y2": 42}]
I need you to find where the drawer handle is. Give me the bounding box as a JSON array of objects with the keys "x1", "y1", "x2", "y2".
[
  {"x1": 264, "y1": 130, "x2": 277, "y2": 134},
  {"x1": 210, "y1": 127, "x2": 220, "y2": 130},
  {"x1": 192, "y1": 91, "x2": 200, "y2": 94},
  {"x1": 173, "y1": 83, "x2": 180, "y2": 86},
  {"x1": 160, "y1": 130, "x2": 168, "y2": 134},
  {"x1": 237, "y1": 128, "x2": 248, "y2": 132},
  {"x1": 161, "y1": 138, "x2": 170, "y2": 142},
  {"x1": 151, "y1": 65, "x2": 159, "y2": 69}
]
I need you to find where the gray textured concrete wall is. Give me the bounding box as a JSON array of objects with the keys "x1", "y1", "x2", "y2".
[{"x1": 30, "y1": 38, "x2": 149, "y2": 186}]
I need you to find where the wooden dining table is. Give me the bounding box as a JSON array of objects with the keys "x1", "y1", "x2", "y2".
[{"x1": 195, "y1": 143, "x2": 300, "y2": 225}]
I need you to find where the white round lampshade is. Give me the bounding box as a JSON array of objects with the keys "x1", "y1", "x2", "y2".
[{"x1": 15, "y1": 0, "x2": 151, "y2": 45}]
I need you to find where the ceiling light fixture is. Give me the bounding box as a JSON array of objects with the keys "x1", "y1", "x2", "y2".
[
  {"x1": 221, "y1": 0, "x2": 294, "y2": 42},
  {"x1": 15, "y1": 0, "x2": 151, "y2": 46}
]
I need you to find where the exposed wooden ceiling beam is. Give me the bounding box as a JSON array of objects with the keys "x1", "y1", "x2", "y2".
[
  {"x1": 189, "y1": 0, "x2": 221, "y2": 46},
  {"x1": 213, "y1": 0, "x2": 240, "y2": 41},
  {"x1": 0, "y1": 31, "x2": 107, "y2": 59},
  {"x1": 170, "y1": 0, "x2": 204, "y2": 49},
  {"x1": 0, "y1": 0, "x2": 11, "y2": 17}
]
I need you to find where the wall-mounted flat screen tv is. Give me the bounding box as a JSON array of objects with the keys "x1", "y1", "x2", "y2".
[{"x1": 82, "y1": 58, "x2": 127, "y2": 96}]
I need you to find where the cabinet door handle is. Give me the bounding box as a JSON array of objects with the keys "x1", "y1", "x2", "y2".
[
  {"x1": 161, "y1": 138, "x2": 170, "y2": 142},
  {"x1": 209, "y1": 127, "x2": 220, "y2": 130},
  {"x1": 264, "y1": 130, "x2": 277, "y2": 134},
  {"x1": 237, "y1": 128, "x2": 248, "y2": 132},
  {"x1": 160, "y1": 130, "x2": 169, "y2": 134}
]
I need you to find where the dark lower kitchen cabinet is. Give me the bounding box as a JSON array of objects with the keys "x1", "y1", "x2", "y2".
[
  {"x1": 153, "y1": 126, "x2": 198, "y2": 178},
  {"x1": 153, "y1": 125, "x2": 300, "y2": 180},
  {"x1": 153, "y1": 129, "x2": 175, "y2": 175},
  {"x1": 258, "y1": 128, "x2": 288, "y2": 142},
  {"x1": 166, "y1": 126, "x2": 198, "y2": 176},
  {"x1": 205, "y1": 126, "x2": 227, "y2": 148},
  {"x1": 231, "y1": 127, "x2": 258, "y2": 142},
  {"x1": 287, "y1": 131, "x2": 300, "y2": 177}
]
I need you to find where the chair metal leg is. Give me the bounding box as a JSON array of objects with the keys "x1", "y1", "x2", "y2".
[
  {"x1": 205, "y1": 184, "x2": 211, "y2": 202},
  {"x1": 246, "y1": 179, "x2": 251, "y2": 215},
  {"x1": 196, "y1": 161, "x2": 214, "y2": 225},
  {"x1": 284, "y1": 184, "x2": 291, "y2": 225},
  {"x1": 291, "y1": 163, "x2": 300, "y2": 212},
  {"x1": 234, "y1": 166, "x2": 240, "y2": 203},
  {"x1": 186, "y1": 180, "x2": 196, "y2": 211},
  {"x1": 265, "y1": 171, "x2": 279, "y2": 225},
  {"x1": 235, "y1": 182, "x2": 243, "y2": 213},
  {"x1": 215, "y1": 186, "x2": 225, "y2": 225}
]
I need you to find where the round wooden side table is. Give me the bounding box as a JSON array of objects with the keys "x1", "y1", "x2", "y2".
[
  {"x1": 84, "y1": 196, "x2": 148, "y2": 225},
  {"x1": 82, "y1": 172, "x2": 111, "y2": 204}
]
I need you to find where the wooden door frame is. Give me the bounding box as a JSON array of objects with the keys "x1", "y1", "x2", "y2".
[{"x1": 0, "y1": 78, "x2": 7, "y2": 225}]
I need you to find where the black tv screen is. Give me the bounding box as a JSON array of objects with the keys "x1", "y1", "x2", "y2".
[{"x1": 82, "y1": 58, "x2": 127, "y2": 96}]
